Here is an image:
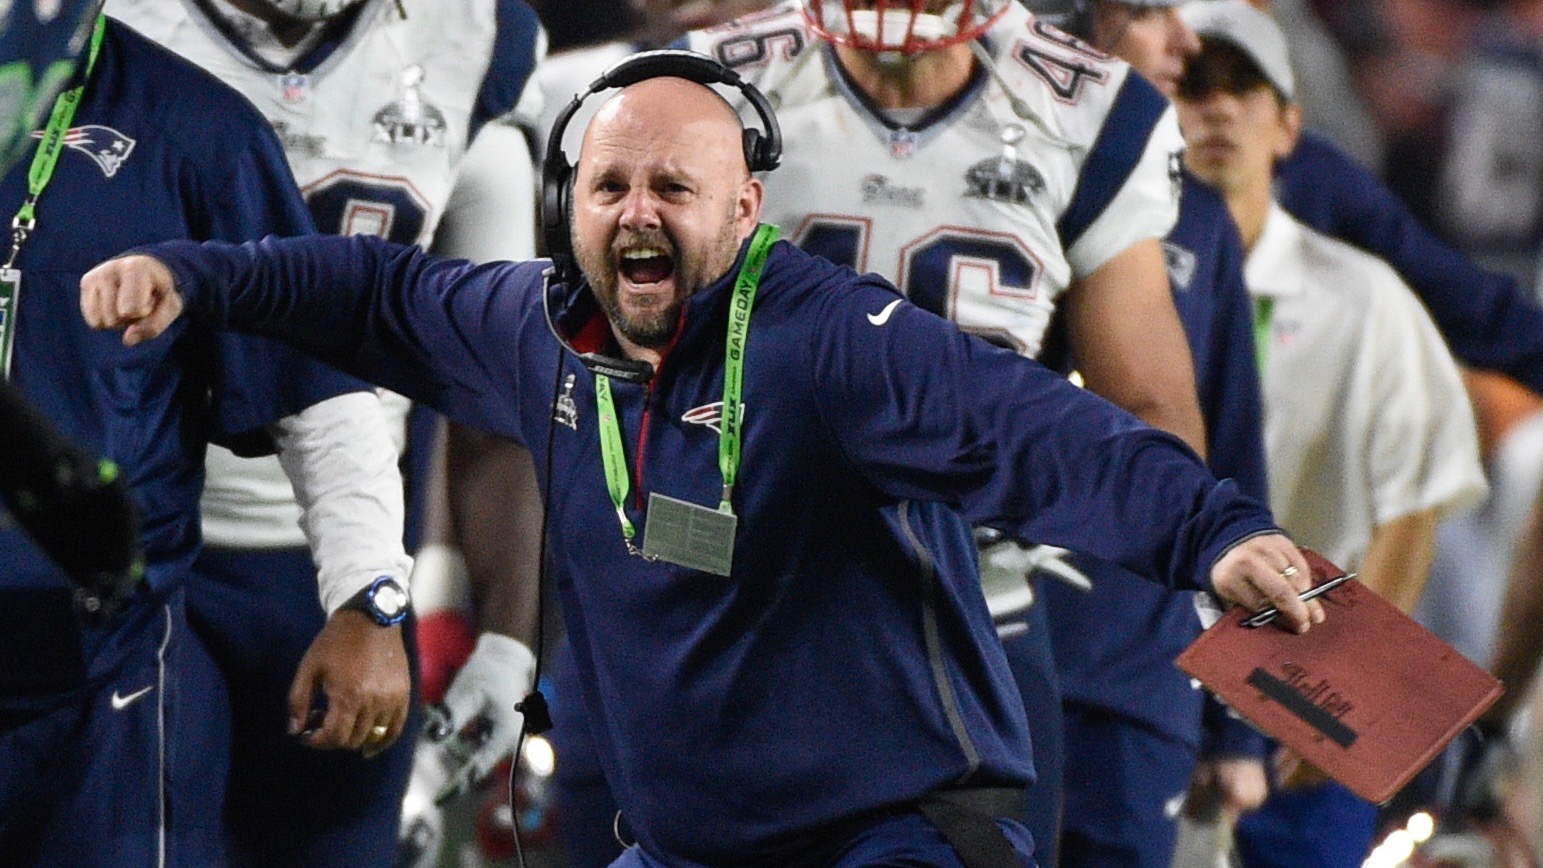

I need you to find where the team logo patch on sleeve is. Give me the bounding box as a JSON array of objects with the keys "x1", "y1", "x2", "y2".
[
  {"x1": 32, "y1": 124, "x2": 135, "y2": 177},
  {"x1": 1162, "y1": 241, "x2": 1197, "y2": 291}
]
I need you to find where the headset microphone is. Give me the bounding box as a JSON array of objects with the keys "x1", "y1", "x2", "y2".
[{"x1": 540, "y1": 268, "x2": 654, "y2": 385}]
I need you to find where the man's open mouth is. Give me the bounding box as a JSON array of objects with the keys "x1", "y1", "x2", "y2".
[{"x1": 619, "y1": 246, "x2": 675, "y2": 285}]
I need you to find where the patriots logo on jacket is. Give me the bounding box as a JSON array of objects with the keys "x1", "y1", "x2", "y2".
[
  {"x1": 682, "y1": 401, "x2": 746, "y2": 434},
  {"x1": 32, "y1": 125, "x2": 136, "y2": 178}
]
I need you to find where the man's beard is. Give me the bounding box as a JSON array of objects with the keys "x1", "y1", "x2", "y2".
[{"x1": 576, "y1": 212, "x2": 742, "y2": 350}]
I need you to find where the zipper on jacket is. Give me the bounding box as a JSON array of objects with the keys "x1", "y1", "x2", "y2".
[
  {"x1": 897, "y1": 500, "x2": 983, "y2": 782},
  {"x1": 627, "y1": 307, "x2": 687, "y2": 511}
]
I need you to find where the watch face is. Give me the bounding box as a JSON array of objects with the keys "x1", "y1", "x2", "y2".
[{"x1": 373, "y1": 582, "x2": 408, "y2": 618}]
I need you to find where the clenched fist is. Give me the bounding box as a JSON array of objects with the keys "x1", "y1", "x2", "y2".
[{"x1": 80, "y1": 254, "x2": 184, "y2": 345}]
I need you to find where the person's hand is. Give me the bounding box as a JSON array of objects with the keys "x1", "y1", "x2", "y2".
[
  {"x1": 1274, "y1": 746, "x2": 1331, "y2": 790},
  {"x1": 426, "y1": 632, "x2": 537, "y2": 804},
  {"x1": 1208, "y1": 535, "x2": 1322, "y2": 633},
  {"x1": 79, "y1": 254, "x2": 184, "y2": 346},
  {"x1": 287, "y1": 609, "x2": 412, "y2": 757},
  {"x1": 1188, "y1": 756, "x2": 1269, "y2": 821}
]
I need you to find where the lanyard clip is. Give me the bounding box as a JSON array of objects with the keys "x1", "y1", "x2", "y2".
[{"x1": 6, "y1": 211, "x2": 35, "y2": 270}]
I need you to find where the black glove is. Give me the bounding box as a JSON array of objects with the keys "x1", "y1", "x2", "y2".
[{"x1": 0, "y1": 380, "x2": 143, "y2": 618}]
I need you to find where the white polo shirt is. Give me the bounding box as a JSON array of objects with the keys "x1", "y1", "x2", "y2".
[{"x1": 1247, "y1": 203, "x2": 1487, "y2": 569}]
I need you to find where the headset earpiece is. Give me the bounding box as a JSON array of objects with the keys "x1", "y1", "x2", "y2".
[{"x1": 539, "y1": 157, "x2": 574, "y2": 282}]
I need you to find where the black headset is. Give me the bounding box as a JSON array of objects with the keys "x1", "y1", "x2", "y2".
[
  {"x1": 538, "y1": 48, "x2": 782, "y2": 384},
  {"x1": 540, "y1": 48, "x2": 783, "y2": 289}
]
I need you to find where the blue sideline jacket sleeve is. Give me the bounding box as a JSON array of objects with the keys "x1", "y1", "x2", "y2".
[
  {"x1": 148, "y1": 234, "x2": 1280, "y2": 593},
  {"x1": 804, "y1": 271, "x2": 1276, "y2": 592},
  {"x1": 149, "y1": 234, "x2": 540, "y2": 439},
  {"x1": 1279, "y1": 130, "x2": 1543, "y2": 394},
  {"x1": 1185, "y1": 185, "x2": 1269, "y2": 500}
]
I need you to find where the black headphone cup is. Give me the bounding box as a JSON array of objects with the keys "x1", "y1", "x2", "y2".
[
  {"x1": 540, "y1": 157, "x2": 573, "y2": 263},
  {"x1": 741, "y1": 130, "x2": 763, "y2": 173}
]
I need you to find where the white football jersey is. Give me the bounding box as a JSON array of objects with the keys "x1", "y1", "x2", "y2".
[
  {"x1": 108, "y1": 0, "x2": 545, "y2": 546},
  {"x1": 689, "y1": 1, "x2": 1182, "y2": 356}
]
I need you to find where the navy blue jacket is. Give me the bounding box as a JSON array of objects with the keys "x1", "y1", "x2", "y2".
[
  {"x1": 0, "y1": 19, "x2": 358, "y2": 706},
  {"x1": 147, "y1": 231, "x2": 1279, "y2": 865}
]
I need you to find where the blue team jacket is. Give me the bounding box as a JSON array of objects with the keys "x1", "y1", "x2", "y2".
[
  {"x1": 148, "y1": 231, "x2": 1278, "y2": 865},
  {"x1": 0, "y1": 19, "x2": 359, "y2": 706}
]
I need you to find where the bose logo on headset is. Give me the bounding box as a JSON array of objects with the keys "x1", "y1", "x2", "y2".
[{"x1": 539, "y1": 49, "x2": 783, "y2": 384}]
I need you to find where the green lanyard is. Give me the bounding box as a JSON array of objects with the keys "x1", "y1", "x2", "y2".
[
  {"x1": 7, "y1": 14, "x2": 107, "y2": 269},
  {"x1": 0, "y1": 15, "x2": 106, "y2": 382},
  {"x1": 593, "y1": 223, "x2": 780, "y2": 556},
  {"x1": 1253, "y1": 295, "x2": 1274, "y2": 376}
]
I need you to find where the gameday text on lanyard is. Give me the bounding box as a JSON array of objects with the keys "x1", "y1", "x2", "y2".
[
  {"x1": 1, "y1": 14, "x2": 107, "y2": 380},
  {"x1": 592, "y1": 224, "x2": 779, "y2": 577}
]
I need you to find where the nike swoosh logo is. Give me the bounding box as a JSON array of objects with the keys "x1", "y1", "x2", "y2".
[
  {"x1": 867, "y1": 299, "x2": 903, "y2": 326},
  {"x1": 111, "y1": 685, "x2": 154, "y2": 711}
]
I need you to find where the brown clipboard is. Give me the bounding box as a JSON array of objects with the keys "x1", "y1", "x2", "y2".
[{"x1": 1176, "y1": 549, "x2": 1503, "y2": 804}]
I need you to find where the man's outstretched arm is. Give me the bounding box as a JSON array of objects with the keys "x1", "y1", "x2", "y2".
[{"x1": 81, "y1": 239, "x2": 544, "y2": 439}]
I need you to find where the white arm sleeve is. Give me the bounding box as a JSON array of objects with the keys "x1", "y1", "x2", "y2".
[
  {"x1": 274, "y1": 391, "x2": 412, "y2": 615},
  {"x1": 1066, "y1": 106, "x2": 1185, "y2": 279},
  {"x1": 432, "y1": 121, "x2": 536, "y2": 262}
]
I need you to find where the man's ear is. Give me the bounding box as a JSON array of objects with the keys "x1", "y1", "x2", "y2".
[
  {"x1": 737, "y1": 176, "x2": 764, "y2": 238},
  {"x1": 1274, "y1": 101, "x2": 1303, "y2": 160}
]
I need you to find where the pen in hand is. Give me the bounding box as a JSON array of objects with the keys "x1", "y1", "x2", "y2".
[{"x1": 1243, "y1": 572, "x2": 1357, "y2": 629}]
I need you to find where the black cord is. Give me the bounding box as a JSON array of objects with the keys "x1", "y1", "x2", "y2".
[{"x1": 506, "y1": 344, "x2": 567, "y2": 868}]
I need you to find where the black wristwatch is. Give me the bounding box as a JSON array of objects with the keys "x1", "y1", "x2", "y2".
[{"x1": 339, "y1": 576, "x2": 410, "y2": 627}]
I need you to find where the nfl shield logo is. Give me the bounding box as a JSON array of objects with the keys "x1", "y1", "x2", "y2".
[
  {"x1": 888, "y1": 128, "x2": 917, "y2": 160},
  {"x1": 279, "y1": 72, "x2": 310, "y2": 104}
]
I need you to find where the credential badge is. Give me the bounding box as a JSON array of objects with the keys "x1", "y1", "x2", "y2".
[
  {"x1": 966, "y1": 124, "x2": 1045, "y2": 206},
  {"x1": 554, "y1": 374, "x2": 579, "y2": 430},
  {"x1": 373, "y1": 64, "x2": 447, "y2": 147}
]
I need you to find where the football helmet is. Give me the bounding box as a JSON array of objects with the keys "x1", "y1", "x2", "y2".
[
  {"x1": 802, "y1": 0, "x2": 1013, "y2": 53},
  {"x1": 245, "y1": 0, "x2": 370, "y2": 22}
]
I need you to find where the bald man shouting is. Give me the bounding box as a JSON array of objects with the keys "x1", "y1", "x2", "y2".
[{"x1": 81, "y1": 56, "x2": 1319, "y2": 867}]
